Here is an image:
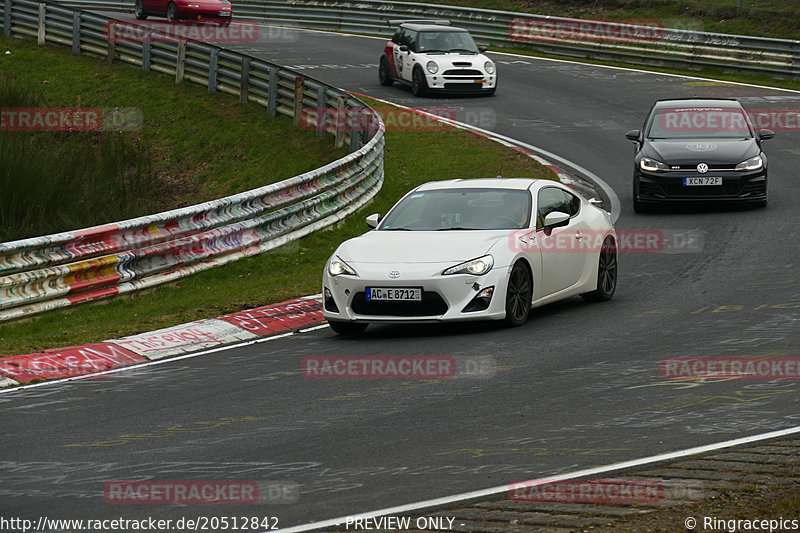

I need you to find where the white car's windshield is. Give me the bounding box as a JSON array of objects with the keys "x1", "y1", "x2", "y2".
[
  {"x1": 380, "y1": 188, "x2": 531, "y2": 231},
  {"x1": 417, "y1": 31, "x2": 479, "y2": 53},
  {"x1": 647, "y1": 107, "x2": 753, "y2": 139}
]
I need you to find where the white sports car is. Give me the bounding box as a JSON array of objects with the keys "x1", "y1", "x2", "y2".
[
  {"x1": 379, "y1": 20, "x2": 497, "y2": 96},
  {"x1": 322, "y1": 178, "x2": 617, "y2": 335}
]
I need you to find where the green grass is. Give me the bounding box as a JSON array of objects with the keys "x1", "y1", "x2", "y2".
[
  {"x1": 0, "y1": 34, "x2": 345, "y2": 241},
  {"x1": 0, "y1": 40, "x2": 554, "y2": 355}
]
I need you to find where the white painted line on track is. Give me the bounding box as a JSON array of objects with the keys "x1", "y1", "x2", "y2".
[{"x1": 275, "y1": 425, "x2": 800, "y2": 533}]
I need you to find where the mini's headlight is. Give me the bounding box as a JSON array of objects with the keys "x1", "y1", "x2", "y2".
[
  {"x1": 640, "y1": 157, "x2": 669, "y2": 171},
  {"x1": 735, "y1": 155, "x2": 763, "y2": 171},
  {"x1": 328, "y1": 256, "x2": 357, "y2": 277},
  {"x1": 442, "y1": 255, "x2": 494, "y2": 276},
  {"x1": 484, "y1": 61, "x2": 495, "y2": 74},
  {"x1": 426, "y1": 61, "x2": 438, "y2": 74}
]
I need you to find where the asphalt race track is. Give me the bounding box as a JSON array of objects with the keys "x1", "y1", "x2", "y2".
[{"x1": 2, "y1": 21, "x2": 800, "y2": 529}]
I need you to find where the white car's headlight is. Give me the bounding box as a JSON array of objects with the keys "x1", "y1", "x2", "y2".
[
  {"x1": 735, "y1": 155, "x2": 763, "y2": 171},
  {"x1": 442, "y1": 255, "x2": 494, "y2": 276},
  {"x1": 640, "y1": 157, "x2": 668, "y2": 171},
  {"x1": 328, "y1": 256, "x2": 357, "y2": 277},
  {"x1": 484, "y1": 61, "x2": 495, "y2": 74},
  {"x1": 426, "y1": 61, "x2": 438, "y2": 74}
]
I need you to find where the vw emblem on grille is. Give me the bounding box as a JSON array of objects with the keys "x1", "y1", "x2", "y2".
[
  {"x1": 696, "y1": 163, "x2": 709, "y2": 174},
  {"x1": 388, "y1": 270, "x2": 400, "y2": 279}
]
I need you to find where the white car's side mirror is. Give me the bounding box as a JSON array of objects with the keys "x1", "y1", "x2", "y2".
[
  {"x1": 366, "y1": 213, "x2": 382, "y2": 228},
  {"x1": 544, "y1": 211, "x2": 570, "y2": 228},
  {"x1": 589, "y1": 198, "x2": 603, "y2": 207}
]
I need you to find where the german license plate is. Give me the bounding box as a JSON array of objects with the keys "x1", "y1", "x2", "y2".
[
  {"x1": 366, "y1": 287, "x2": 422, "y2": 301},
  {"x1": 684, "y1": 177, "x2": 722, "y2": 186}
]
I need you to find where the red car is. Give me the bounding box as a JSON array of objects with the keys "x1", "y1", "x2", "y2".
[{"x1": 134, "y1": 0, "x2": 233, "y2": 26}]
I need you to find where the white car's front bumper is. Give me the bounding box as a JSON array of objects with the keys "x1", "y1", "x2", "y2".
[{"x1": 322, "y1": 261, "x2": 510, "y2": 323}]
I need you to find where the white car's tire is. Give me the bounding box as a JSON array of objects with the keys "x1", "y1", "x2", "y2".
[
  {"x1": 503, "y1": 262, "x2": 532, "y2": 327},
  {"x1": 581, "y1": 236, "x2": 617, "y2": 302}
]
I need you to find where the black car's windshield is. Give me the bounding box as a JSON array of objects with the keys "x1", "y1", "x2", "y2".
[
  {"x1": 647, "y1": 107, "x2": 753, "y2": 139},
  {"x1": 380, "y1": 188, "x2": 531, "y2": 231},
  {"x1": 417, "y1": 31, "x2": 479, "y2": 53}
]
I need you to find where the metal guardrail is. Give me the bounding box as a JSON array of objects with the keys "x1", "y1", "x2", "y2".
[
  {"x1": 0, "y1": 0, "x2": 385, "y2": 322},
  {"x1": 47, "y1": 0, "x2": 800, "y2": 78}
]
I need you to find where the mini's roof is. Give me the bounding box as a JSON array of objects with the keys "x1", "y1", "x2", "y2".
[{"x1": 400, "y1": 23, "x2": 468, "y2": 33}]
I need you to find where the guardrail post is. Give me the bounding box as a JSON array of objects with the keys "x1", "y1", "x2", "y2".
[
  {"x1": 107, "y1": 21, "x2": 115, "y2": 63},
  {"x1": 175, "y1": 39, "x2": 186, "y2": 83},
  {"x1": 240, "y1": 56, "x2": 250, "y2": 104},
  {"x1": 3, "y1": 0, "x2": 11, "y2": 37},
  {"x1": 208, "y1": 48, "x2": 219, "y2": 93},
  {"x1": 141, "y1": 30, "x2": 151, "y2": 71},
  {"x1": 71, "y1": 11, "x2": 80, "y2": 53},
  {"x1": 293, "y1": 76, "x2": 304, "y2": 126},
  {"x1": 267, "y1": 67, "x2": 278, "y2": 117},
  {"x1": 334, "y1": 95, "x2": 346, "y2": 148},
  {"x1": 37, "y1": 2, "x2": 45, "y2": 44},
  {"x1": 349, "y1": 105, "x2": 362, "y2": 152},
  {"x1": 316, "y1": 86, "x2": 326, "y2": 136}
]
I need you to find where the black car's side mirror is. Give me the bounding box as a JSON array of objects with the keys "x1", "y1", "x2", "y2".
[
  {"x1": 625, "y1": 129, "x2": 641, "y2": 141},
  {"x1": 399, "y1": 45, "x2": 409, "y2": 52},
  {"x1": 478, "y1": 45, "x2": 487, "y2": 53},
  {"x1": 758, "y1": 129, "x2": 775, "y2": 141}
]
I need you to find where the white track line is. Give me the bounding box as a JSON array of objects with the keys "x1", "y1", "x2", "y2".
[{"x1": 276, "y1": 425, "x2": 800, "y2": 532}]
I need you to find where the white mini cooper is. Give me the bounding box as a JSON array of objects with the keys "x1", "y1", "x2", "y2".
[{"x1": 379, "y1": 20, "x2": 497, "y2": 96}]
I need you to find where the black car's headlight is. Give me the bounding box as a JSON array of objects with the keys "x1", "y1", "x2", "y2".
[
  {"x1": 640, "y1": 158, "x2": 669, "y2": 172},
  {"x1": 735, "y1": 155, "x2": 763, "y2": 171},
  {"x1": 443, "y1": 255, "x2": 494, "y2": 276},
  {"x1": 328, "y1": 256, "x2": 358, "y2": 277}
]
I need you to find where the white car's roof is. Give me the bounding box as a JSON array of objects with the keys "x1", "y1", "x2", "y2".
[{"x1": 414, "y1": 178, "x2": 555, "y2": 192}]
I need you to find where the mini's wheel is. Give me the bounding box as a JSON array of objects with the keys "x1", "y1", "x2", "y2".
[
  {"x1": 379, "y1": 56, "x2": 394, "y2": 86},
  {"x1": 411, "y1": 67, "x2": 427, "y2": 97}
]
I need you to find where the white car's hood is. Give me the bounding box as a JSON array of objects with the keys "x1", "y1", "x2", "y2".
[
  {"x1": 337, "y1": 230, "x2": 507, "y2": 264},
  {"x1": 418, "y1": 52, "x2": 490, "y2": 69}
]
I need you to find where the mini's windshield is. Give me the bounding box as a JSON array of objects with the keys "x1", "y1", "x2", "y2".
[
  {"x1": 380, "y1": 189, "x2": 531, "y2": 231},
  {"x1": 647, "y1": 107, "x2": 753, "y2": 139},
  {"x1": 417, "y1": 30, "x2": 479, "y2": 53}
]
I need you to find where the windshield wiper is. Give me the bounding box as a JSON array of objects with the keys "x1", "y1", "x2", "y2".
[
  {"x1": 436, "y1": 227, "x2": 479, "y2": 231},
  {"x1": 449, "y1": 48, "x2": 477, "y2": 53},
  {"x1": 383, "y1": 227, "x2": 413, "y2": 231}
]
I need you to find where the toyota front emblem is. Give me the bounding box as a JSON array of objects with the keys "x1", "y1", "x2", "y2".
[
  {"x1": 388, "y1": 270, "x2": 400, "y2": 279},
  {"x1": 696, "y1": 163, "x2": 709, "y2": 174}
]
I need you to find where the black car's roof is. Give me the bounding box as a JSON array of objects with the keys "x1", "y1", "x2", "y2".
[
  {"x1": 400, "y1": 23, "x2": 468, "y2": 32},
  {"x1": 653, "y1": 98, "x2": 743, "y2": 109}
]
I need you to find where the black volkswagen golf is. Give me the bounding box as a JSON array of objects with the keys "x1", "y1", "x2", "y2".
[{"x1": 626, "y1": 98, "x2": 774, "y2": 212}]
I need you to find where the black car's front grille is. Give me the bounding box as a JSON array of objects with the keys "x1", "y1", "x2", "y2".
[
  {"x1": 661, "y1": 183, "x2": 742, "y2": 196},
  {"x1": 443, "y1": 69, "x2": 482, "y2": 76},
  {"x1": 351, "y1": 292, "x2": 448, "y2": 317},
  {"x1": 742, "y1": 181, "x2": 766, "y2": 196}
]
